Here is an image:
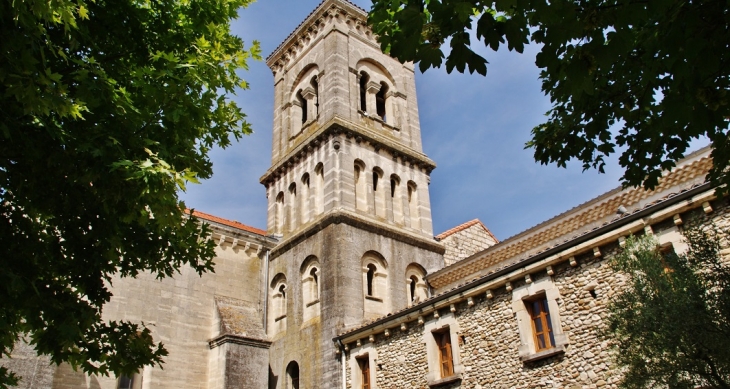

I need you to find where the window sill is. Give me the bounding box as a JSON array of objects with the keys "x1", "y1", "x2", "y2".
[
  {"x1": 428, "y1": 373, "x2": 462, "y2": 388},
  {"x1": 306, "y1": 299, "x2": 320, "y2": 307},
  {"x1": 365, "y1": 295, "x2": 383, "y2": 302},
  {"x1": 520, "y1": 345, "x2": 565, "y2": 363}
]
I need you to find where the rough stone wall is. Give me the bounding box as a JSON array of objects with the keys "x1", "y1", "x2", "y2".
[
  {"x1": 343, "y1": 197, "x2": 730, "y2": 389},
  {"x1": 440, "y1": 222, "x2": 498, "y2": 266},
  {"x1": 344, "y1": 251, "x2": 623, "y2": 389}
]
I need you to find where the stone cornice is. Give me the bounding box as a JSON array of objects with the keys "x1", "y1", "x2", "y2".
[
  {"x1": 259, "y1": 116, "x2": 437, "y2": 187},
  {"x1": 266, "y1": 0, "x2": 372, "y2": 74},
  {"x1": 332, "y1": 183, "x2": 716, "y2": 346},
  {"x1": 208, "y1": 334, "x2": 272, "y2": 350},
  {"x1": 269, "y1": 209, "x2": 445, "y2": 260}
]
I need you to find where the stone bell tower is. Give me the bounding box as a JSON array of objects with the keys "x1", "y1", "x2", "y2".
[{"x1": 260, "y1": 1, "x2": 445, "y2": 387}]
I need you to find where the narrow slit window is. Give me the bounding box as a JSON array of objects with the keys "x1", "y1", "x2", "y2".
[
  {"x1": 359, "y1": 72, "x2": 369, "y2": 112},
  {"x1": 357, "y1": 356, "x2": 370, "y2": 389},
  {"x1": 409, "y1": 275, "x2": 418, "y2": 302},
  {"x1": 297, "y1": 90, "x2": 307, "y2": 123},
  {"x1": 310, "y1": 268, "x2": 319, "y2": 300},
  {"x1": 376, "y1": 82, "x2": 388, "y2": 121},
  {"x1": 366, "y1": 264, "x2": 376, "y2": 296},
  {"x1": 373, "y1": 172, "x2": 379, "y2": 192}
]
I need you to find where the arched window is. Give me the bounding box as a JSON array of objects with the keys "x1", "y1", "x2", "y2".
[
  {"x1": 390, "y1": 174, "x2": 403, "y2": 224},
  {"x1": 372, "y1": 167, "x2": 385, "y2": 218},
  {"x1": 376, "y1": 82, "x2": 389, "y2": 121},
  {"x1": 354, "y1": 160, "x2": 367, "y2": 211},
  {"x1": 405, "y1": 264, "x2": 428, "y2": 307},
  {"x1": 270, "y1": 274, "x2": 288, "y2": 334},
  {"x1": 310, "y1": 76, "x2": 319, "y2": 117},
  {"x1": 410, "y1": 275, "x2": 418, "y2": 301},
  {"x1": 314, "y1": 163, "x2": 324, "y2": 215},
  {"x1": 286, "y1": 361, "x2": 300, "y2": 389},
  {"x1": 362, "y1": 251, "x2": 389, "y2": 319},
  {"x1": 297, "y1": 90, "x2": 307, "y2": 123},
  {"x1": 275, "y1": 191, "x2": 285, "y2": 234},
  {"x1": 311, "y1": 268, "x2": 319, "y2": 299},
  {"x1": 407, "y1": 181, "x2": 420, "y2": 230},
  {"x1": 301, "y1": 173, "x2": 310, "y2": 224},
  {"x1": 288, "y1": 182, "x2": 297, "y2": 231},
  {"x1": 366, "y1": 264, "x2": 376, "y2": 296},
  {"x1": 359, "y1": 71, "x2": 369, "y2": 112},
  {"x1": 301, "y1": 256, "x2": 321, "y2": 322}
]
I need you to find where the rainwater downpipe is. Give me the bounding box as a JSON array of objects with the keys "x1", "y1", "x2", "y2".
[
  {"x1": 337, "y1": 339, "x2": 347, "y2": 389},
  {"x1": 263, "y1": 249, "x2": 270, "y2": 334}
]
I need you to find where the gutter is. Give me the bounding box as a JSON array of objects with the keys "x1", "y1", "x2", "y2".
[{"x1": 333, "y1": 182, "x2": 713, "y2": 342}]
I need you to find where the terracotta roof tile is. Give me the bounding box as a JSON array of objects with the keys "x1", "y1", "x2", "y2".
[
  {"x1": 187, "y1": 209, "x2": 267, "y2": 237},
  {"x1": 428, "y1": 154, "x2": 712, "y2": 289},
  {"x1": 435, "y1": 219, "x2": 499, "y2": 243}
]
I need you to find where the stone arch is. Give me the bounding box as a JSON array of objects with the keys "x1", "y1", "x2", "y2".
[
  {"x1": 314, "y1": 162, "x2": 324, "y2": 215},
  {"x1": 372, "y1": 167, "x2": 385, "y2": 218},
  {"x1": 405, "y1": 263, "x2": 428, "y2": 307},
  {"x1": 289, "y1": 65, "x2": 320, "y2": 138},
  {"x1": 356, "y1": 59, "x2": 397, "y2": 124},
  {"x1": 285, "y1": 360, "x2": 300, "y2": 389},
  {"x1": 270, "y1": 273, "x2": 288, "y2": 334},
  {"x1": 300, "y1": 255, "x2": 321, "y2": 322},
  {"x1": 354, "y1": 159, "x2": 367, "y2": 211},
  {"x1": 407, "y1": 180, "x2": 420, "y2": 230},
  {"x1": 362, "y1": 251, "x2": 390, "y2": 319}
]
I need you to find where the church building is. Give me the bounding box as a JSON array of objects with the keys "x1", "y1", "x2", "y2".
[{"x1": 3, "y1": 1, "x2": 726, "y2": 388}]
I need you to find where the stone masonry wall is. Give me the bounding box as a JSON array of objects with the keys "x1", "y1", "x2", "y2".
[
  {"x1": 440, "y1": 222, "x2": 498, "y2": 266},
  {"x1": 344, "y1": 197, "x2": 730, "y2": 389}
]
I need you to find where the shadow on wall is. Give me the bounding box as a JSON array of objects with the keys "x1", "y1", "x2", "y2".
[{"x1": 269, "y1": 365, "x2": 278, "y2": 389}]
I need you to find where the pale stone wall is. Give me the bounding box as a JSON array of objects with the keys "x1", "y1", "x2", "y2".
[
  {"x1": 439, "y1": 222, "x2": 498, "y2": 266},
  {"x1": 266, "y1": 222, "x2": 444, "y2": 389},
  {"x1": 1, "y1": 224, "x2": 275, "y2": 389}
]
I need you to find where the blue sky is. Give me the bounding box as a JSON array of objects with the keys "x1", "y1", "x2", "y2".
[{"x1": 179, "y1": 0, "x2": 701, "y2": 241}]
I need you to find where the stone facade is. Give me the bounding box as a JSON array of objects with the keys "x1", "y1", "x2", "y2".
[{"x1": 1, "y1": 1, "x2": 726, "y2": 389}]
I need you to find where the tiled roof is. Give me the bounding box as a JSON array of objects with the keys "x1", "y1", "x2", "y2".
[
  {"x1": 435, "y1": 218, "x2": 499, "y2": 243},
  {"x1": 428, "y1": 151, "x2": 713, "y2": 289},
  {"x1": 188, "y1": 209, "x2": 267, "y2": 237}
]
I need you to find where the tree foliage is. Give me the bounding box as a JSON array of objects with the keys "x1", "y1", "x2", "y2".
[
  {"x1": 368, "y1": 0, "x2": 730, "y2": 193},
  {"x1": 607, "y1": 225, "x2": 730, "y2": 388},
  {"x1": 0, "y1": 0, "x2": 260, "y2": 387}
]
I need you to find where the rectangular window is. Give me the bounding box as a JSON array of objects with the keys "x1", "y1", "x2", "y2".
[
  {"x1": 434, "y1": 329, "x2": 454, "y2": 378},
  {"x1": 357, "y1": 355, "x2": 370, "y2": 389},
  {"x1": 526, "y1": 297, "x2": 555, "y2": 351}
]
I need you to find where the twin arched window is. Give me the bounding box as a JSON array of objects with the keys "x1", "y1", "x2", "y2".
[{"x1": 358, "y1": 69, "x2": 392, "y2": 123}]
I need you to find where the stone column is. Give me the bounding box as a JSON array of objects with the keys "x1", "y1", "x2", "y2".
[{"x1": 366, "y1": 81, "x2": 380, "y2": 115}]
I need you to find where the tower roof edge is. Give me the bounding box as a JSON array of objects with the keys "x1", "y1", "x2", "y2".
[{"x1": 265, "y1": 0, "x2": 368, "y2": 67}]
